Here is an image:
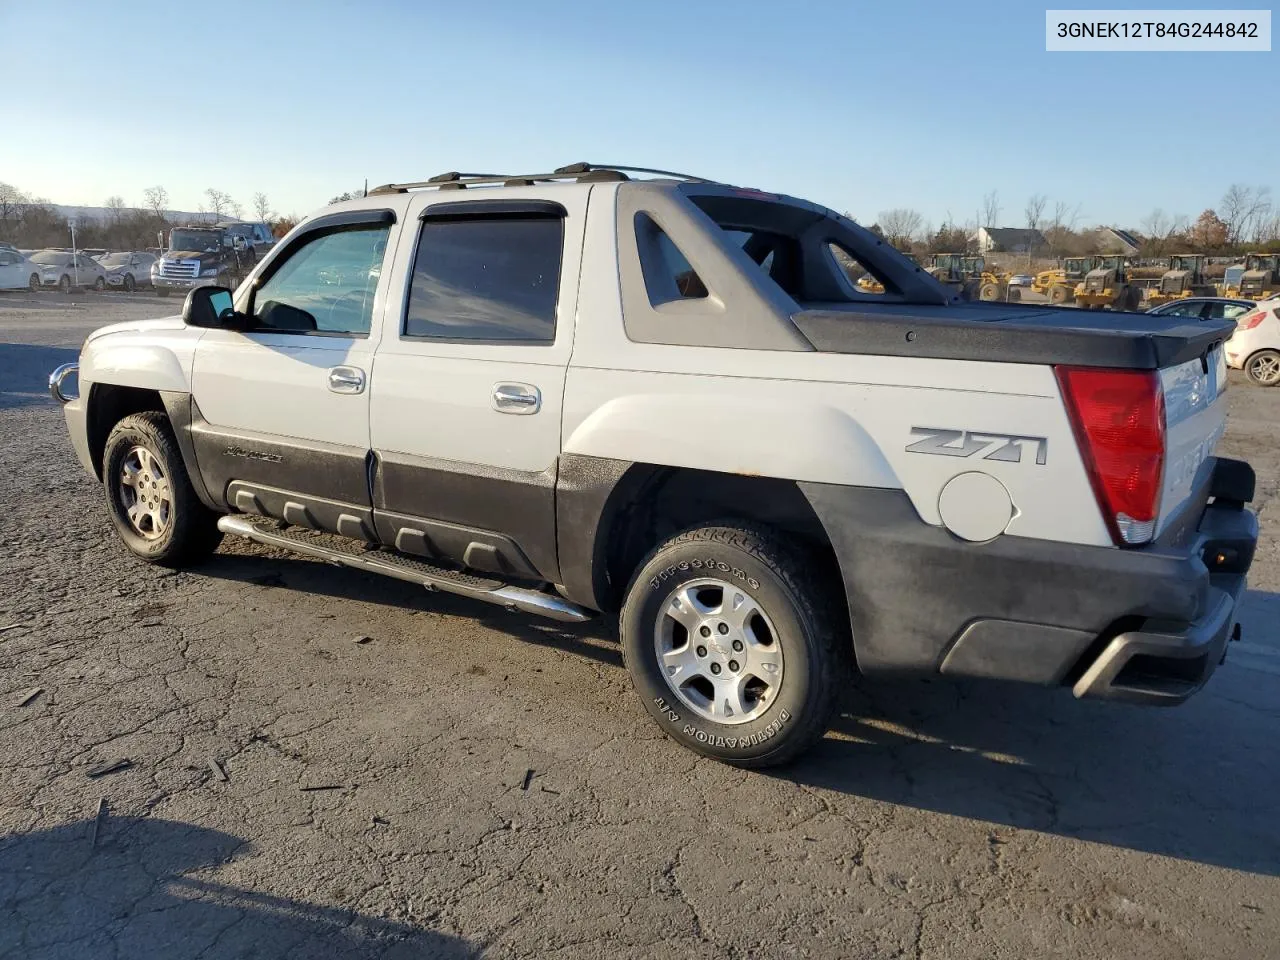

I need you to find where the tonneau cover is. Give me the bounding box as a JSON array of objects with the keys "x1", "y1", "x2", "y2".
[{"x1": 793, "y1": 302, "x2": 1235, "y2": 369}]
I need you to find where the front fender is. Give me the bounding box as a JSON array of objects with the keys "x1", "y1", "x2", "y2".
[
  {"x1": 81, "y1": 341, "x2": 190, "y2": 393},
  {"x1": 563, "y1": 394, "x2": 900, "y2": 489}
]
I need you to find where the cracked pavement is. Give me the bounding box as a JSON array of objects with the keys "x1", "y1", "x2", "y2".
[{"x1": 1, "y1": 293, "x2": 1278, "y2": 959}]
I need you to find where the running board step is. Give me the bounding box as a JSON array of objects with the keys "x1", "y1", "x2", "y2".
[{"x1": 217, "y1": 515, "x2": 592, "y2": 623}]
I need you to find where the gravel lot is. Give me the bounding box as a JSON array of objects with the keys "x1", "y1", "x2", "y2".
[{"x1": 2, "y1": 292, "x2": 1278, "y2": 960}]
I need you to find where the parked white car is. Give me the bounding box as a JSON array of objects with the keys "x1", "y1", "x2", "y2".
[
  {"x1": 0, "y1": 247, "x2": 41, "y2": 291},
  {"x1": 97, "y1": 251, "x2": 158, "y2": 292},
  {"x1": 1225, "y1": 296, "x2": 1280, "y2": 386},
  {"x1": 29, "y1": 250, "x2": 108, "y2": 292}
]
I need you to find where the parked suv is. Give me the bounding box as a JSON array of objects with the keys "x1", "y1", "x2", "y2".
[{"x1": 50, "y1": 164, "x2": 1258, "y2": 767}]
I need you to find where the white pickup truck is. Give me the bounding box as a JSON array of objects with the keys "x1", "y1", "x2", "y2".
[{"x1": 50, "y1": 163, "x2": 1258, "y2": 766}]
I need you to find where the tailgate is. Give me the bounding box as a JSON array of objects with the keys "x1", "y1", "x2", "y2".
[{"x1": 1158, "y1": 341, "x2": 1228, "y2": 536}]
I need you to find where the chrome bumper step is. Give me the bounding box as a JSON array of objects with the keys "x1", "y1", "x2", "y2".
[{"x1": 217, "y1": 515, "x2": 593, "y2": 623}]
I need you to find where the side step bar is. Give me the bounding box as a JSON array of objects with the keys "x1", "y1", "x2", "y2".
[{"x1": 217, "y1": 515, "x2": 593, "y2": 623}]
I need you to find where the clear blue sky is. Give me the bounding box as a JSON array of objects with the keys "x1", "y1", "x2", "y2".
[{"x1": 1, "y1": 0, "x2": 1274, "y2": 230}]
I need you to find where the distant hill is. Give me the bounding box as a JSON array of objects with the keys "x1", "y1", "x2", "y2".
[{"x1": 51, "y1": 204, "x2": 224, "y2": 224}]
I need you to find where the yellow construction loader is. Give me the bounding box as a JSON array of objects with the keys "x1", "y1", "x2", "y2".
[
  {"x1": 1146, "y1": 254, "x2": 1217, "y2": 308},
  {"x1": 1073, "y1": 255, "x2": 1143, "y2": 311},
  {"x1": 1224, "y1": 253, "x2": 1280, "y2": 300},
  {"x1": 856, "y1": 253, "x2": 918, "y2": 294},
  {"x1": 927, "y1": 253, "x2": 988, "y2": 301},
  {"x1": 1031, "y1": 257, "x2": 1095, "y2": 304}
]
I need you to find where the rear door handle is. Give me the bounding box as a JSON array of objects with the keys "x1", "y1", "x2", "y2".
[
  {"x1": 492, "y1": 382, "x2": 541, "y2": 414},
  {"x1": 328, "y1": 365, "x2": 366, "y2": 394}
]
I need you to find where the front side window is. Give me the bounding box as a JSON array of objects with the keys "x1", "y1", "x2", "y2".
[
  {"x1": 252, "y1": 224, "x2": 389, "y2": 335},
  {"x1": 404, "y1": 217, "x2": 563, "y2": 342}
]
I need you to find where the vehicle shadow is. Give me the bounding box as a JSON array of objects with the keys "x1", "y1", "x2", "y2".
[
  {"x1": 0, "y1": 816, "x2": 475, "y2": 959},
  {"x1": 200, "y1": 550, "x2": 621, "y2": 668},
  {"x1": 0, "y1": 342, "x2": 78, "y2": 410},
  {"x1": 196, "y1": 549, "x2": 1280, "y2": 876},
  {"x1": 784, "y1": 587, "x2": 1280, "y2": 878}
]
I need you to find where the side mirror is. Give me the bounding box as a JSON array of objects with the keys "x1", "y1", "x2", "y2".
[{"x1": 182, "y1": 286, "x2": 240, "y2": 328}]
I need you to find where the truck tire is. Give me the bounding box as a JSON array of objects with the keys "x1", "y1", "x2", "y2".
[
  {"x1": 1049, "y1": 284, "x2": 1070, "y2": 304},
  {"x1": 102, "y1": 412, "x2": 222, "y2": 567},
  {"x1": 979, "y1": 282, "x2": 1000, "y2": 301},
  {"x1": 619, "y1": 523, "x2": 846, "y2": 768}
]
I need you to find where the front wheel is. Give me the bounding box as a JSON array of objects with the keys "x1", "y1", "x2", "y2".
[
  {"x1": 620, "y1": 524, "x2": 847, "y2": 768},
  {"x1": 58, "y1": 275, "x2": 71, "y2": 294},
  {"x1": 102, "y1": 412, "x2": 223, "y2": 566},
  {"x1": 28, "y1": 273, "x2": 39, "y2": 292},
  {"x1": 1245, "y1": 350, "x2": 1280, "y2": 387},
  {"x1": 123, "y1": 273, "x2": 135, "y2": 292},
  {"x1": 93, "y1": 276, "x2": 105, "y2": 291}
]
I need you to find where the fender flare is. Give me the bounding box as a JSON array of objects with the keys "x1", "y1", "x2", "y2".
[
  {"x1": 563, "y1": 394, "x2": 901, "y2": 489},
  {"x1": 81, "y1": 342, "x2": 189, "y2": 394}
]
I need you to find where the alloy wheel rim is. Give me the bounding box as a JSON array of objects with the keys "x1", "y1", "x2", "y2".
[
  {"x1": 1251, "y1": 355, "x2": 1280, "y2": 384},
  {"x1": 653, "y1": 577, "x2": 784, "y2": 725},
  {"x1": 119, "y1": 445, "x2": 171, "y2": 539}
]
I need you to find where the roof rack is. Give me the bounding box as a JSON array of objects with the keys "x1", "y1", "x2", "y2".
[{"x1": 368, "y1": 162, "x2": 710, "y2": 195}]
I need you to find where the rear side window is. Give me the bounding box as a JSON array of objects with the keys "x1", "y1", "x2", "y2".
[
  {"x1": 636, "y1": 213, "x2": 708, "y2": 303},
  {"x1": 827, "y1": 242, "x2": 890, "y2": 296},
  {"x1": 404, "y1": 217, "x2": 563, "y2": 342}
]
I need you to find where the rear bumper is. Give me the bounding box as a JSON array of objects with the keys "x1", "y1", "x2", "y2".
[{"x1": 801, "y1": 457, "x2": 1257, "y2": 705}]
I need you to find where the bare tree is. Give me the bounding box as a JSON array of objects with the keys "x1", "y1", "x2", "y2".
[
  {"x1": 104, "y1": 195, "x2": 127, "y2": 224},
  {"x1": 143, "y1": 185, "x2": 169, "y2": 219},
  {"x1": 204, "y1": 188, "x2": 232, "y2": 219},
  {"x1": 1024, "y1": 194, "x2": 1047, "y2": 231},
  {"x1": 252, "y1": 191, "x2": 273, "y2": 224},
  {"x1": 981, "y1": 190, "x2": 1001, "y2": 228},
  {"x1": 0, "y1": 182, "x2": 29, "y2": 222},
  {"x1": 877, "y1": 208, "x2": 924, "y2": 249},
  {"x1": 1221, "y1": 184, "x2": 1273, "y2": 245}
]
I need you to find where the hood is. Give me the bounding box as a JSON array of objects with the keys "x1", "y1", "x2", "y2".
[
  {"x1": 86, "y1": 315, "x2": 186, "y2": 343},
  {"x1": 164, "y1": 249, "x2": 223, "y2": 261}
]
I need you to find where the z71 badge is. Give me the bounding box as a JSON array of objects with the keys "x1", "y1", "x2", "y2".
[{"x1": 906, "y1": 427, "x2": 1047, "y2": 465}]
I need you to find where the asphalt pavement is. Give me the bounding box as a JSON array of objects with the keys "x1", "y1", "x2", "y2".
[{"x1": 1, "y1": 291, "x2": 1277, "y2": 959}]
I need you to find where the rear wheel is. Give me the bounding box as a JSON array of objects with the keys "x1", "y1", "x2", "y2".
[
  {"x1": 102, "y1": 412, "x2": 222, "y2": 566},
  {"x1": 620, "y1": 524, "x2": 847, "y2": 768},
  {"x1": 1245, "y1": 350, "x2": 1280, "y2": 387}
]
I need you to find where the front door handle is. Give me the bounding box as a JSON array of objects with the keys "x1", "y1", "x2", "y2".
[
  {"x1": 492, "y1": 382, "x2": 541, "y2": 414},
  {"x1": 328, "y1": 365, "x2": 366, "y2": 395}
]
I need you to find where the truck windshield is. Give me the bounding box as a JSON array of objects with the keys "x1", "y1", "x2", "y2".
[{"x1": 169, "y1": 230, "x2": 222, "y2": 252}]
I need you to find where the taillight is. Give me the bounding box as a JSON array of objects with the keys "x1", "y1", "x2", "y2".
[
  {"x1": 1236, "y1": 309, "x2": 1267, "y2": 331},
  {"x1": 1055, "y1": 367, "x2": 1166, "y2": 546}
]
